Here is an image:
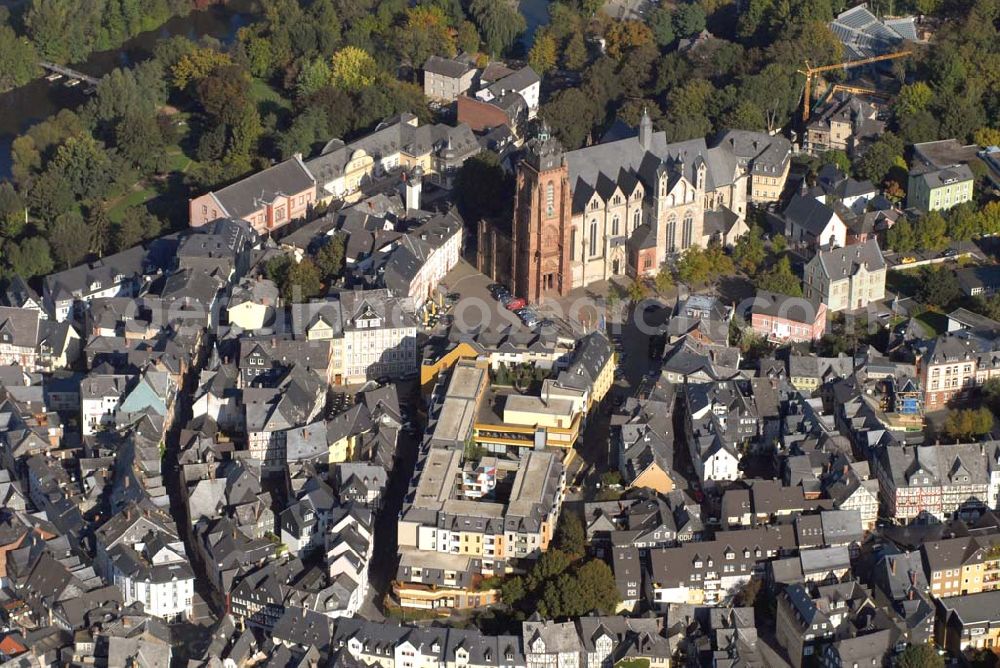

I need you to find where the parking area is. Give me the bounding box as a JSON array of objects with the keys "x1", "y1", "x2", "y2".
[{"x1": 437, "y1": 261, "x2": 584, "y2": 339}]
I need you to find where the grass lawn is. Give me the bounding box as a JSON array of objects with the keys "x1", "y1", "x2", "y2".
[
  {"x1": 164, "y1": 149, "x2": 193, "y2": 173},
  {"x1": 108, "y1": 185, "x2": 159, "y2": 222},
  {"x1": 886, "y1": 268, "x2": 923, "y2": 299},
  {"x1": 916, "y1": 310, "x2": 948, "y2": 336},
  {"x1": 250, "y1": 77, "x2": 292, "y2": 112}
]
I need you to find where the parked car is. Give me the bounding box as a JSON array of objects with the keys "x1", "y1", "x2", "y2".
[
  {"x1": 943, "y1": 248, "x2": 958, "y2": 257},
  {"x1": 505, "y1": 297, "x2": 527, "y2": 311},
  {"x1": 488, "y1": 284, "x2": 509, "y2": 299}
]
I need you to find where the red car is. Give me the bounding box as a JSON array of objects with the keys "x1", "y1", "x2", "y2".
[{"x1": 505, "y1": 297, "x2": 527, "y2": 311}]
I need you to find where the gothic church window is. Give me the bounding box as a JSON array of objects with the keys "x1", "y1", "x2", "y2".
[
  {"x1": 589, "y1": 220, "x2": 598, "y2": 257},
  {"x1": 546, "y1": 183, "x2": 554, "y2": 217}
]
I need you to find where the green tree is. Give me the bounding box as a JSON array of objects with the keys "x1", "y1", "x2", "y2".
[
  {"x1": 540, "y1": 558, "x2": 620, "y2": 618},
  {"x1": 330, "y1": 46, "x2": 379, "y2": 91},
  {"x1": 677, "y1": 246, "x2": 712, "y2": 285},
  {"x1": 4, "y1": 236, "x2": 54, "y2": 278},
  {"x1": 627, "y1": 279, "x2": 649, "y2": 303},
  {"x1": 501, "y1": 576, "x2": 526, "y2": 605},
  {"x1": 115, "y1": 111, "x2": 165, "y2": 174},
  {"x1": 918, "y1": 265, "x2": 960, "y2": 308},
  {"x1": 278, "y1": 107, "x2": 330, "y2": 159},
  {"x1": 673, "y1": 3, "x2": 706, "y2": 38},
  {"x1": 541, "y1": 88, "x2": 597, "y2": 149},
  {"x1": 854, "y1": 132, "x2": 904, "y2": 184},
  {"x1": 562, "y1": 31, "x2": 588, "y2": 70},
  {"x1": 50, "y1": 134, "x2": 117, "y2": 202},
  {"x1": 0, "y1": 182, "x2": 26, "y2": 239},
  {"x1": 895, "y1": 644, "x2": 944, "y2": 668},
  {"x1": 457, "y1": 21, "x2": 480, "y2": 54},
  {"x1": 946, "y1": 202, "x2": 983, "y2": 242},
  {"x1": 654, "y1": 267, "x2": 673, "y2": 293},
  {"x1": 0, "y1": 25, "x2": 41, "y2": 92},
  {"x1": 282, "y1": 258, "x2": 323, "y2": 301},
  {"x1": 886, "y1": 218, "x2": 917, "y2": 253},
  {"x1": 529, "y1": 30, "x2": 558, "y2": 74},
  {"x1": 296, "y1": 58, "x2": 332, "y2": 99},
  {"x1": 525, "y1": 549, "x2": 574, "y2": 592},
  {"x1": 113, "y1": 215, "x2": 144, "y2": 252},
  {"x1": 943, "y1": 408, "x2": 994, "y2": 442},
  {"x1": 820, "y1": 150, "x2": 852, "y2": 176},
  {"x1": 48, "y1": 212, "x2": 92, "y2": 268},
  {"x1": 647, "y1": 7, "x2": 675, "y2": 47},
  {"x1": 314, "y1": 234, "x2": 346, "y2": 280},
  {"x1": 915, "y1": 211, "x2": 948, "y2": 252},
  {"x1": 756, "y1": 255, "x2": 802, "y2": 296},
  {"x1": 86, "y1": 203, "x2": 112, "y2": 257},
  {"x1": 981, "y1": 202, "x2": 1000, "y2": 237},
  {"x1": 28, "y1": 171, "x2": 75, "y2": 221},
  {"x1": 554, "y1": 514, "x2": 586, "y2": 557},
  {"x1": 732, "y1": 227, "x2": 766, "y2": 272},
  {"x1": 468, "y1": 0, "x2": 526, "y2": 56},
  {"x1": 893, "y1": 82, "x2": 933, "y2": 120}
]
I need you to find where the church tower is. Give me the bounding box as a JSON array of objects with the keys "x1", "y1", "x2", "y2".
[{"x1": 511, "y1": 124, "x2": 573, "y2": 303}]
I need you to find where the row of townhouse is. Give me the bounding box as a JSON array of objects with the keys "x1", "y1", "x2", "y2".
[
  {"x1": 873, "y1": 442, "x2": 1000, "y2": 524},
  {"x1": 189, "y1": 113, "x2": 481, "y2": 233},
  {"x1": 327, "y1": 615, "x2": 671, "y2": 668}
]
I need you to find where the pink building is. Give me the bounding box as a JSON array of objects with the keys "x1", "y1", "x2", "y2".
[
  {"x1": 189, "y1": 156, "x2": 316, "y2": 234},
  {"x1": 750, "y1": 290, "x2": 827, "y2": 343}
]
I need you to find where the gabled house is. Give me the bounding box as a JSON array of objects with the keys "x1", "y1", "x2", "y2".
[{"x1": 781, "y1": 192, "x2": 848, "y2": 249}]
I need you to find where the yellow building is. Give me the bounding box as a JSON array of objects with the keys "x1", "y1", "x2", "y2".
[{"x1": 420, "y1": 339, "x2": 485, "y2": 396}]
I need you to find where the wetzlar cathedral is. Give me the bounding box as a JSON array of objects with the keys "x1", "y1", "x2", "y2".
[{"x1": 500, "y1": 112, "x2": 792, "y2": 303}]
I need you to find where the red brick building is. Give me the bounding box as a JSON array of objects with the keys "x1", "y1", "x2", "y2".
[
  {"x1": 749, "y1": 290, "x2": 827, "y2": 343},
  {"x1": 511, "y1": 126, "x2": 573, "y2": 303},
  {"x1": 188, "y1": 156, "x2": 315, "y2": 234}
]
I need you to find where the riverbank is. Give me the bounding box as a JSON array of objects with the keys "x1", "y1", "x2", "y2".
[{"x1": 0, "y1": 0, "x2": 252, "y2": 179}]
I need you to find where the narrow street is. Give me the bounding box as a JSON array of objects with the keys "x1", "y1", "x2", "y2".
[
  {"x1": 360, "y1": 379, "x2": 423, "y2": 620},
  {"x1": 160, "y1": 334, "x2": 218, "y2": 663}
]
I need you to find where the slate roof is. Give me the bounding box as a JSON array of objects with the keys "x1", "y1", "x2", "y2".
[
  {"x1": 811, "y1": 238, "x2": 886, "y2": 280},
  {"x1": 749, "y1": 290, "x2": 822, "y2": 325},
  {"x1": 306, "y1": 114, "x2": 478, "y2": 187},
  {"x1": 210, "y1": 156, "x2": 315, "y2": 220},
  {"x1": 423, "y1": 55, "x2": 474, "y2": 79}
]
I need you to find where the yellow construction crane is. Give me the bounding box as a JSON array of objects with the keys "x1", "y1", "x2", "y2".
[{"x1": 798, "y1": 50, "x2": 911, "y2": 121}]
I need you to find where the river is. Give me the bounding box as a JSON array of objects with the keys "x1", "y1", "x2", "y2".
[
  {"x1": 0, "y1": 0, "x2": 252, "y2": 179},
  {"x1": 0, "y1": 0, "x2": 553, "y2": 180}
]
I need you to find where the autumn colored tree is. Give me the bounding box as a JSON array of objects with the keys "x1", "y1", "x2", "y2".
[
  {"x1": 329, "y1": 46, "x2": 379, "y2": 92},
  {"x1": 605, "y1": 20, "x2": 653, "y2": 59},
  {"x1": 171, "y1": 47, "x2": 232, "y2": 90},
  {"x1": 529, "y1": 30, "x2": 557, "y2": 73}
]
